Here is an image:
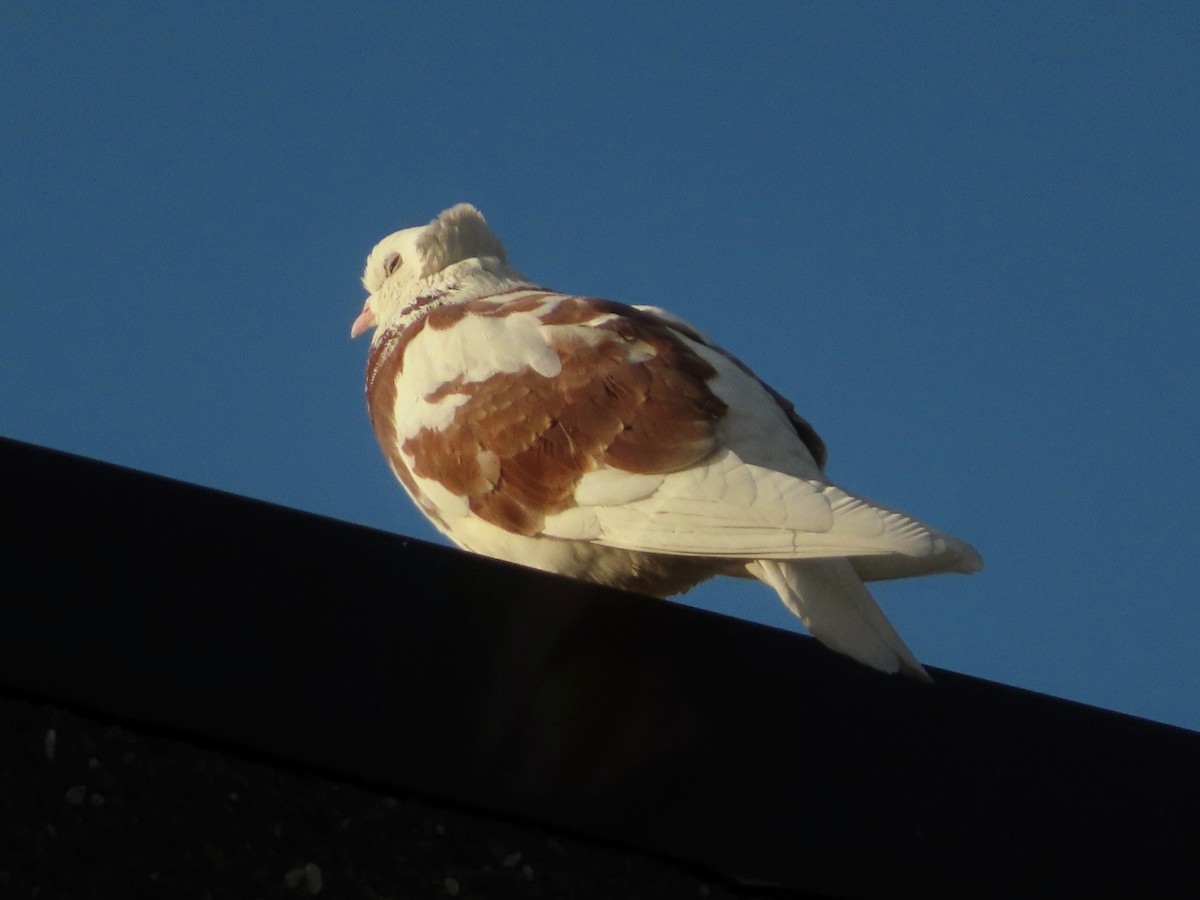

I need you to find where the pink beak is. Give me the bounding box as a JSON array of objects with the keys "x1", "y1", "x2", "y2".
[{"x1": 350, "y1": 301, "x2": 376, "y2": 338}]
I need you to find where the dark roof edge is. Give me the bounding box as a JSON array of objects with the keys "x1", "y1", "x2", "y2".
[{"x1": 2, "y1": 435, "x2": 1198, "y2": 898}]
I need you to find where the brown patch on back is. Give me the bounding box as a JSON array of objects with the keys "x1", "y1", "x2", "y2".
[
  {"x1": 537, "y1": 296, "x2": 630, "y2": 326},
  {"x1": 424, "y1": 303, "x2": 469, "y2": 331},
  {"x1": 426, "y1": 291, "x2": 557, "y2": 331},
  {"x1": 400, "y1": 302, "x2": 728, "y2": 536}
]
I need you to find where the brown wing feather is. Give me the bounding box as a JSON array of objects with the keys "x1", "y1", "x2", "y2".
[{"x1": 397, "y1": 298, "x2": 728, "y2": 536}]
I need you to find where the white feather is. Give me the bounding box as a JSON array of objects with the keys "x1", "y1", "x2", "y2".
[{"x1": 748, "y1": 558, "x2": 932, "y2": 681}]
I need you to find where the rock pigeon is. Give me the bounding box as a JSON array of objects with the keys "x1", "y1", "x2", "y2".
[{"x1": 352, "y1": 204, "x2": 981, "y2": 681}]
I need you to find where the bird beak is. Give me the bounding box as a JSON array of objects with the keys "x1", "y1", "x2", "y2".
[{"x1": 350, "y1": 300, "x2": 376, "y2": 339}]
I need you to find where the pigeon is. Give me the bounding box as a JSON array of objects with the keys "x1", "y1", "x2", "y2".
[{"x1": 352, "y1": 203, "x2": 981, "y2": 681}]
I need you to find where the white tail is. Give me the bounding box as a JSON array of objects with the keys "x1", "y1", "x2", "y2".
[{"x1": 748, "y1": 558, "x2": 932, "y2": 682}]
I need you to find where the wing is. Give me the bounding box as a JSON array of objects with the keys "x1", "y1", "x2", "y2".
[
  {"x1": 545, "y1": 328, "x2": 980, "y2": 574},
  {"x1": 370, "y1": 291, "x2": 978, "y2": 573},
  {"x1": 368, "y1": 291, "x2": 725, "y2": 534}
]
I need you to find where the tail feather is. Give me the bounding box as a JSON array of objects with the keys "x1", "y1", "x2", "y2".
[{"x1": 749, "y1": 558, "x2": 932, "y2": 682}]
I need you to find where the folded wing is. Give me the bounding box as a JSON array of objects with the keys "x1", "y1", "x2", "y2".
[{"x1": 391, "y1": 294, "x2": 980, "y2": 577}]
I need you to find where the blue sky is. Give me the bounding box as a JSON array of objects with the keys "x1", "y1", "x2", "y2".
[{"x1": 3, "y1": 3, "x2": 1197, "y2": 731}]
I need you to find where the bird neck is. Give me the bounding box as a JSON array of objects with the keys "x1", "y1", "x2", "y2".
[{"x1": 376, "y1": 256, "x2": 531, "y2": 336}]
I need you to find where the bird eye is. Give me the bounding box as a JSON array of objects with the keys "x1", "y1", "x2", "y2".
[{"x1": 383, "y1": 252, "x2": 402, "y2": 276}]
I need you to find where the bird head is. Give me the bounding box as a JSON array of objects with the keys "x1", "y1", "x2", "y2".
[{"x1": 351, "y1": 203, "x2": 508, "y2": 338}]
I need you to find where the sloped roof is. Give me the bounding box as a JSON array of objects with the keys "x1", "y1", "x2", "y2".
[{"x1": 2, "y1": 436, "x2": 1198, "y2": 898}]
